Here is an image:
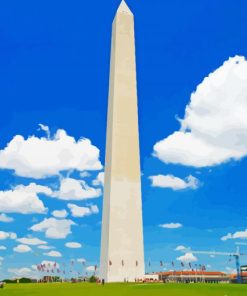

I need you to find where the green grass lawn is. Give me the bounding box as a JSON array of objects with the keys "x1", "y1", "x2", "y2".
[{"x1": 1, "y1": 283, "x2": 247, "y2": 296}]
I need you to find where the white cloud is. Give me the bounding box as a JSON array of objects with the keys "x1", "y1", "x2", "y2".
[
  {"x1": 0, "y1": 231, "x2": 17, "y2": 240},
  {"x1": 53, "y1": 178, "x2": 101, "y2": 201},
  {"x1": 0, "y1": 246, "x2": 6, "y2": 250},
  {"x1": 80, "y1": 171, "x2": 91, "y2": 178},
  {"x1": 38, "y1": 123, "x2": 50, "y2": 138},
  {"x1": 44, "y1": 251, "x2": 62, "y2": 257},
  {"x1": 177, "y1": 252, "x2": 198, "y2": 263},
  {"x1": 0, "y1": 128, "x2": 102, "y2": 178},
  {"x1": 0, "y1": 183, "x2": 50, "y2": 214},
  {"x1": 16, "y1": 237, "x2": 47, "y2": 246},
  {"x1": 221, "y1": 229, "x2": 247, "y2": 241},
  {"x1": 175, "y1": 245, "x2": 187, "y2": 251},
  {"x1": 30, "y1": 218, "x2": 76, "y2": 239},
  {"x1": 67, "y1": 203, "x2": 99, "y2": 217},
  {"x1": 14, "y1": 244, "x2": 32, "y2": 253},
  {"x1": 37, "y1": 245, "x2": 54, "y2": 250},
  {"x1": 8, "y1": 267, "x2": 36, "y2": 278},
  {"x1": 159, "y1": 223, "x2": 183, "y2": 229},
  {"x1": 52, "y1": 209, "x2": 68, "y2": 218},
  {"x1": 86, "y1": 265, "x2": 96, "y2": 272},
  {"x1": 77, "y1": 258, "x2": 86, "y2": 263},
  {"x1": 92, "y1": 172, "x2": 104, "y2": 187},
  {"x1": 149, "y1": 174, "x2": 199, "y2": 190},
  {"x1": 65, "y1": 242, "x2": 82, "y2": 249},
  {"x1": 0, "y1": 213, "x2": 14, "y2": 223},
  {"x1": 153, "y1": 56, "x2": 247, "y2": 168}
]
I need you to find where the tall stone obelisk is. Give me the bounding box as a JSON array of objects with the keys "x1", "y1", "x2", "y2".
[{"x1": 100, "y1": 0, "x2": 144, "y2": 283}]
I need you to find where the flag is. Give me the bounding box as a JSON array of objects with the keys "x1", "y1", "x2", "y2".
[
  {"x1": 189, "y1": 262, "x2": 192, "y2": 268},
  {"x1": 136, "y1": 260, "x2": 138, "y2": 267},
  {"x1": 160, "y1": 261, "x2": 163, "y2": 267},
  {"x1": 109, "y1": 260, "x2": 112, "y2": 266},
  {"x1": 172, "y1": 261, "x2": 174, "y2": 267},
  {"x1": 94, "y1": 265, "x2": 97, "y2": 271},
  {"x1": 181, "y1": 262, "x2": 184, "y2": 267},
  {"x1": 121, "y1": 260, "x2": 124, "y2": 267},
  {"x1": 148, "y1": 262, "x2": 151, "y2": 267}
]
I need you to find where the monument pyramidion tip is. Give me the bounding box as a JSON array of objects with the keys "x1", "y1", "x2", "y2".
[{"x1": 117, "y1": 0, "x2": 133, "y2": 15}]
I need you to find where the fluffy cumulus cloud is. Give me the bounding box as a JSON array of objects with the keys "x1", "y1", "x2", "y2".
[
  {"x1": 0, "y1": 183, "x2": 50, "y2": 214},
  {"x1": 149, "y1": 174, "x2": 199, "y2": 190},
  {"x1": 159, "y1": 223, "x2": 183, "y2": 229},
  {"x1": 8, "y1": 267, "x2": 36, "y2": 278},
  {"x1": 16, "y1": 237, "x2": 47, "y2": 246},
  {"x1": 67, "y1": 203, "x2": 99, "y2": 217},
  {"x1": 221, "y1": 229, "x2": 247, "y2": 241},
  {"x1": 13, "y1": 244, "x2": 32, "y2": 253},
  {"x1": 30, "y1": 218, "x2": 76, "y2": 239},
  {"x1": 0, "y1": 128, "x2": 102, "y2": 178},
  {"x1": 86, "y1": 266, "x2": 96, "y2": 272},
  {"x1": 177, "y1": 252, "x2": 198, "y2": 263},
  {"x1": 77, "y1": 258, "x2": 86, "y2": 263},
  {"x1": 65, "y1": 242, "x2": 82, "y2": 249},
  {"x1": 0, "y1": 246, "x2": 6, "y2": 250},
  {"x1": 175, "y1": 245, "x2": 187, "y2": 251},
  {"x1": 0, "y1": 231, "x2": 17, "y2": 240},
  {"x1": 53, "y1": 178, "x2": 101, "y2": 201},
  {"x1": 153, "y1": 56, "x2": 247, "y2": 167},
  {"x1": 37, "y1": 245, "x2": 54, "y2": 250},
  {"x1": 92, "y1": 172, "x2": 104, "y2": 187},
  {"x1": 52, "y1": 209, "x2": 68, "y2": 218},
  {"x1": 0, "y1": 213, "x2": 14, "y2": 223},
  {"x1": 44, "y1": 251, "x2": 62, "y2": 257}
]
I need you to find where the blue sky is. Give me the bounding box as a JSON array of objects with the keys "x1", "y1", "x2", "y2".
[{"x1": 1, "y1": 0, "x2": 247, "y2": 279}]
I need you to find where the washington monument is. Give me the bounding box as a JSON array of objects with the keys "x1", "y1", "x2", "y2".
[{"x1": 100, "y1": 1, "x2": 144, "y2": 282}]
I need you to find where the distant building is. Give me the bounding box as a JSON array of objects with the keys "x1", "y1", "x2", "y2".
[
  {"x1": 143, "y1": 274, "x2": 160, "y2": 282},
  {"x1": 230, "y1": 271, "x2": 247, "y2": 284},
  {"x1": 157, "y1": 271, "x2": 230, "y2": 283}
]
